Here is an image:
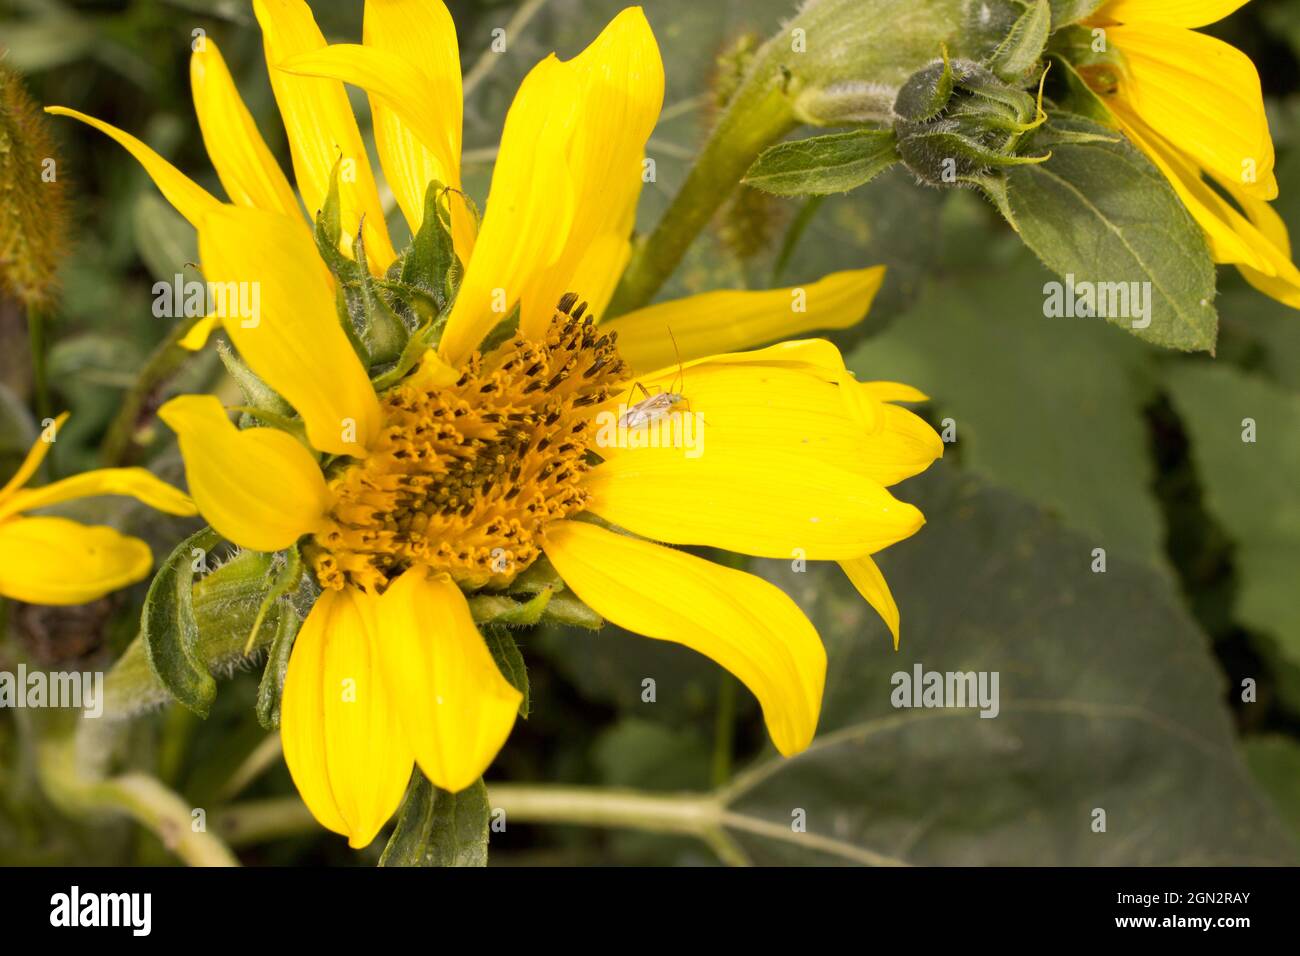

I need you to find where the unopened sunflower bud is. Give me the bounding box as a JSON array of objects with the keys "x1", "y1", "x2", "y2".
[
  {"x1": 892, "y1": 55, "x2": 1049, "y2": 187},
  {"x1": 0, "y1": 64, "x2": 68, "y2": 309}
]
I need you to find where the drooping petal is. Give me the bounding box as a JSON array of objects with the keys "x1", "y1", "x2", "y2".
[
  {"x1": 178, "y1": 313, "x2": 221, "y2": 351},
  {"x1": 515, "y1": 6, "x2": 664, "y2": 339},
  {"x1": 281, "y1": 587, "x2": 413, "y2": 848},
  {"x1": 0, "y1": 516, "x2": 152, "y2": 605},
  {"x1": 1110, "y1": 22, "x2": 1276, "y2": 199},
  {"x1": 1232, "y1": 188, "x2": 1300, "y2": 308},
  {"x1": 859, "y1": 381, "x2": 929, "y2": 403},
  {"x1": 1093, "y1": 0, "x2": 1249, "y2": 28},
  {"x1": 438, "y1": 54, "x2": 578, "y2": 365},
  {"x1": 191, "y1": 37, "x2": 303, "y2": 218},
  {"x1": 0, "y1": 412, "x2": 66, "y2": 501},
  {"x1": 197, "y1": 204, "x2": 381, "y2": 455},
  {"x1": 603, "y1": 267, "x2": 887, "y2": 373},
  {"x1": 0, "y1": 468, "x2": 196, "y2": 523},
  {"x1": 376, "y1": 568, "x2": 520, "y2": 792},
  {"x1": 543, "y1": 519, "x2": 825, "y2": 756},
  {"x1": 158, "y1": 395, "x2": 331, "y2": 553},
  {"x1": 44, "y1": 107, "x2": 220, "y2": 227},
  {"x1": 253, "y1": 0, "x2": 396, "y2": 270},
  {"x1": 840, "y1": 554, "x2": 900, "y2": 649}
]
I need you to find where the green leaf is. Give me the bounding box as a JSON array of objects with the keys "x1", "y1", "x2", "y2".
[
  {"x1": 142, "y1": 527, "x2": 220, "y2": 718},
  {"x1": 744, "y1": 129, "x2": 899, "y2": 197},
  {"x1": 716, "y1": 469, "x2": 1296, "y2": 864},
  {"x1": 987, "y1": 0, "x2": 1050, "y2": 82},
  {"x1": 997, "y1": 114, "x2": 1218, "y2": 352},
  {"x1": 848, "y1": 249, "x2": 1166, "y2": 571},
  {"x1": 484, "y1": 628, "x2": 530, "y2": 719},
  {"x1": 379, "y1": 772, "x2": 490, "y2": 867},
  {"x1": 1164, "y1": 362, "x2": 1300, "y2": 667},
  {"x1": 1245, "y1": 735, "x2": 1300, "y2": 843}
]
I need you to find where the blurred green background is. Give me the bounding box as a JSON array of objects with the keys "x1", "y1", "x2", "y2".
[{"x1": 1, "y1": 0, "x2": 1299, "y2": 864}]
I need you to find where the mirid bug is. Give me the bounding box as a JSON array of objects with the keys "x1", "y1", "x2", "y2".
[{"x1": 618, "y1": 328, "x2": 691, "y2": 429}]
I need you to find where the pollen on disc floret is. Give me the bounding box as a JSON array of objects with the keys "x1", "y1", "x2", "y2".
[{"x1": 308, "y1": 296, "x2": 628, "y2": 593}]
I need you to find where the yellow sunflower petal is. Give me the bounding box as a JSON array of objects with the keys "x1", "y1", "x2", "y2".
[
  {"x1": 859, "y1": 381, "x2": 929, "y2": 403},
  {"x1": 253, "y1": 0, "x2": 396, "y2": 270},
  {"x1": 599, "y1": 361, "x2": 939, "y2": 488},
  {"x1": 0, "y1": 412, "x2": 67, "y2": 500},
  {"x1": 365, "y1": 0, "x2": 473, "y2": 257},
  {"x1": 281, "y1": 587, "x2": 413, "y2": 848},
  {"x1": 1111, "y1": 23, "x2": 1276, "y2": 199},
  {"x1": 1109, "y1": 103, "x2": 1270, "y2": 268},
  {"x1": 178, "y1": 313, "x2": 221, "y2": 351},
  {"x1": 0, "y1": 468, "x2": 196, "y2": 523},
  {"x1": 1228, "y1": 185, "x2": 1300, "y2": 308},
  {"x1": 840, "y1": 554, "x2": 900, "y2": 650},
  {"x1": 438, "y1": 55, "x2": 579, "y2": 365},
  {"x1": 197, "y1": 204, "x2": 381, "y2": 455},
  {"x1": 543, "y1": 519, "x2": 825, "y2": 756},
  {"x1": 158, "y1": 395, "x2": 330, "y2": 553},
  {"x1": 0, "y1": 516, "x2": 152, "y2": 605},
  {"x1": 1094, "y1": 0, "x2": 1249, "y2": 28},
  {"x1": 516, "y1": 6, "x2": 664, "y2": 340},
  {"x1": 191, "y1": 37, "x2": 302, "y2": 217},
  {"x1": 376, "y1": 568, "x2": 520, "y2": 792},
  {"x1": 604, "y1": 267, "x2": 887, "y2": 374},
  {"x1": 44, "y1": 107, "x2": 220, "y2": 227}
]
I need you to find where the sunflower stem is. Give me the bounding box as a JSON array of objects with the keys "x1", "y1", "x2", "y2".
[
  {"x1": 606, "y1": 77, "x2": 795, "y2": 316},
  {"x1": 26, "y1": 305, "x2": 50, "y2": 422},
  {"x1": 101, "y1": 313, "x2": 201, "y2": 466}
]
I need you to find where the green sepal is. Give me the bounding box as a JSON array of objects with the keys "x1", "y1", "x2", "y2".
[
  {"x1": 142, "y1": 527, "x2": 220, "y2": 718},
  {"x1": 398, "y1": 180, "x2": 459, "y2": 313},
  {"x1": 893, "y1": 48, "x2": 955, "y2": 122},
  {"x1": 484, "y1": 627, "x2": 530, "y2": 718},
  {"x1": 987, "y1": 0, "x2": 1050, "y2": 83},
  {"x1": 379, "y1": 771, "x2": 489, "y2": 867},
  {"x1": 255, "y1": 600, "x2": 301, "y2": 730},
  {"x1": 216, "y1": 341, "x2": 293, "y2": 418},
  {"x1": 468, "y1": 586, "x2": 553, "y2": 627},
  {"x1": 244, "y1": 545, "x2": 304, "y2": 655}
]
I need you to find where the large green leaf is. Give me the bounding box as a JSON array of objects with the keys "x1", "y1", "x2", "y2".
[
  {"x1": 1245, "y1": 735, "x2": 1300, "y2": 842},
  {"x1": 1164, "y1": 362, "x2": 1300, "y2": 667},
  {"x1": 848, "y1": 249, "x2": 1166, "y2": 571},
  {"x1": 715, "y1": 468, "x2": 1295, "y2": 864},
  {"x1": 999, "y1": 115, "x2": 1218, "y2": 352}
]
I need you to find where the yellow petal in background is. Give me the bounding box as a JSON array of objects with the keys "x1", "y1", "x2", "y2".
[
  {"x1": 159, "y1": 395, "x2": 331, "y2": 553},
  {"x1": 178, "y1": 313, "x2": 221, "y2": 351},
  {"x1": 281, "y1": 587, "x2": 413, "y2": 848},
  {"x1": 253, "y1": 0, "x2": 396, "y2": 270},
  {"x1": 840, "y1": 554, "x2": 901, "y2": 649},
  {"x1": 191, "y1": 38, "x2": 303, "y2": 218},
  {"x1": 0, "y1": 412, "x2": 66, "y2": 500},
  {"x1": 1111, "y1": 23, "x2": 1276, "y2": 199},
  {"x1": 377, "y1": 568, "x2": 521, "y2": 793},
  {"x1": 517, "y1": 6, "x2": 664, "y2": 339},
  {"x1": 1094, "y1": 0, "x2": 1249, "y2": 29},
  {"x1": 197, "y1": 205, "x2": 381, "y2": 455},
  {"x1": 543, "y1": 520, "x2": 825, "y2": 756},
  {"x1": 44, "y1": 107, "x2": 220, "y2": 227},
  {"x1": 0, "y1": 468, "x2": 196, "y2": 523},
  {"x1": 0, "y1": 516, "x2": 152, "y2": 605},
  {"x1": 439, "y1": 55, "x2": 579, "y2": 365},
  {"x1": 604, "y1": 267, "x2": 887, "y2": 373}
]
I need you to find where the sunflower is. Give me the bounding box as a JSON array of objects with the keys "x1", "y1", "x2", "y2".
[
  {"x1": 50, "y1": 0, "x2": 941, "y2": 848},
  {"x1": 1078, "y1": 0, "x2": 1300, "y2": 307},
  {"x1": 0, "y1": 414, "x2": 197, "y2": 605}
]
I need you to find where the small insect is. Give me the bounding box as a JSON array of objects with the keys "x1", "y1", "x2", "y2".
[{"x1": 618, "y1": 328, "x2": 691, "y2": 429}]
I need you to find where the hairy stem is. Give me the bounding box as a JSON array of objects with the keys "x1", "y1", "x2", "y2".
[{"x1": 101, "y1": 314, "x2": 199, "y2": 466}]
